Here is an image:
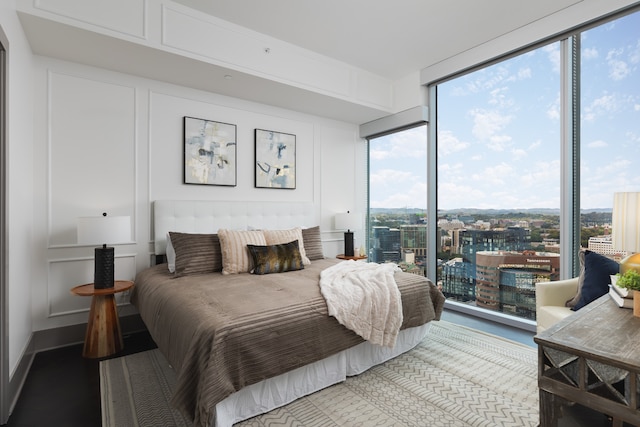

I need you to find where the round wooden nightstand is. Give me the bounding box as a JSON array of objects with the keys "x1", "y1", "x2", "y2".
[
  {"x1": 336, "y1": 254, "x2": 368, "y2": 261},
  {"x1": 71, "y1": 280, "x2": 134, "y2": 359}
]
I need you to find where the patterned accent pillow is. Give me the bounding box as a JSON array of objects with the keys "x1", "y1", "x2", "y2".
[
  {"x1": 247, "y1": 240, "x2": 304, "y2": 275},
  {"x1": 218, "y1": 229, "x2": 267, "y2": 274},
  {"x1": 168, "y1": 232, "x2": 222, "y2": 277},
  {"x1": 263, "y1": 227, "x2": 311, "y2": 265},
  {"x1": 301, "y1": 226, "x2": 324, "y2": 260}
]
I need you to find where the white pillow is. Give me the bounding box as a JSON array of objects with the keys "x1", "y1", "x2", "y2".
[
  {"x1": 263, "y1": 227, "x2": 311, "y2": 265},
  {"x1": 218, "y1": 229, "x2": 267, "y2": 274}
]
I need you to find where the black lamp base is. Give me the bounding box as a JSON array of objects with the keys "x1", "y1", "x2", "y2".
[
  {"x1": 344, "y1": 231, "x2": 354, "y2": 257},
  {"x1": 94, "y1": 245, "x2": 114, "y2": 289}
]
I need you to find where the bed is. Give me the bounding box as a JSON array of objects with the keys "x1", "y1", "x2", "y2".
[{"x1": 131, "y1": 200, "x2": 445, "y2": 427}]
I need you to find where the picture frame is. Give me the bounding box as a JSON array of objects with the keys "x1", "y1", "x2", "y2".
[
  {"x1": 254, "y1": 129, "x2": 296, "y2": 189},
  {"x1": 183, "y1": 116, "x2": 237, "y2": 186}
]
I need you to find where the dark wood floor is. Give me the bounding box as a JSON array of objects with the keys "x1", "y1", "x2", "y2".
[
  {"x1": 1, "y1": 311, "x2": 623, "y2": 426},
  {"x1": 4, "y1": 331, "x2": 157, "y2": 427}
]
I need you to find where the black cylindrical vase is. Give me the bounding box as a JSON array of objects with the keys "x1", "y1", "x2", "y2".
[
  {"x1": 344, "y1": 231, "x2": 354, "y2": 257},
  {"x1": 94, "y1": 245, "x2": 114, "y2": 289}
]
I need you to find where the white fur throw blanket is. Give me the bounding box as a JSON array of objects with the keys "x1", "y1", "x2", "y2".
[{"x1": 320, "y1": 260, "x2": 403, "y2": 347}]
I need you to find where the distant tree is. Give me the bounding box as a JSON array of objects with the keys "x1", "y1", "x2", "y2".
[{"x1": 547, "y1": 229, "x2": 560, "y2": 240}]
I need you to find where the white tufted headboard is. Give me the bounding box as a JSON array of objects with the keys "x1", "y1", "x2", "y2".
[{"x1": 153, "y1": 200, "x2": 317, "y2": 255}]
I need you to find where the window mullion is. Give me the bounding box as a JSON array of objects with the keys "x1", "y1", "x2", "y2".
[{"x1": 560, "y1": 36, "x2": 581, "y2": 280}]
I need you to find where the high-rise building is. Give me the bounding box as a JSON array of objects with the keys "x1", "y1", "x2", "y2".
[
  {"x1": 400, "y1": 224, "x2": 427, "y2": 259},
  {"x1": 371, "y1": 226, "x2": 401, "y2": 263},
  {"x1": 441, "y1": 227, "x2": 551, "y2": 319},
  {"x1": 441, "y1": 258, "x2": 476, "y2": 302},
  {"x1": 475, "y1": 250, "x2": 560, "y2": 319},
  {"x1": 459, "y1": 227, "x2": 531, "y2": 261}
]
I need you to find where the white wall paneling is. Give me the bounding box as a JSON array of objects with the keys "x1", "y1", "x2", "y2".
[
  {"x1": 319, "y1": 125, "x2": 361, "y2": 256},
  {"x1": 1, "y1": 1, "x2": 37, "y2": 385},
  {"x1": 32, "y1": 0, "x2": 147, "y2": 40},
  {"x1": 48, "y1": 70, "x2": 136, "y2": 247},
  {"x1": 47, "y1": 254, "x2": 136, "y2": 318},
  {"x1": 28, "y1": 56, "x2": 358, "y2": 335}
]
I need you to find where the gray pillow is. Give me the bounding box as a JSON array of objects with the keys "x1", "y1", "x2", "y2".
[
  {"x1": 302, "y1": 226, "x2": 325, "y2": 260},
  {"x1": 168, "y1": 232, "x2": 222, "y2": 277}
]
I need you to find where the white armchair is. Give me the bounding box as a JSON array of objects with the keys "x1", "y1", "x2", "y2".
[{"x1": 535, "y1": 277, "x2": 579, "y2": 334}]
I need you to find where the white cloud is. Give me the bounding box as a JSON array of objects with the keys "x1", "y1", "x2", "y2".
[
  {"x1": 541, "y1": 43, "x2": 560, "y2": 73},
  {"x1": 583, "y1": 93, "x2": 618, "y2": 121},
  {"x1": 437, "y1": 181, "x2": 485, "y2": 210},
  {"x1": 370, "y1": 126, "x2": 426, "y2": 160},
  {"x1": 488, "y1": 87, "x2": 512, "y2": 108},
  {"x1": 437, "y1": 130, "x2": 469, "y2": 156},
  {"x1": 626, "y1": 131, "x2": 640, "y2": 143},
  {"x1": 629, "y1": 40, "x2": 640, "y2": 65},
  {"x1": 470, "y1": 109, "x2": 513, "y2": 151},
  {"x1": 369, "y1": 147, "x2": 389, "y2": 161},
  {"x1": 607, "y1": 47, "x2": 631, "y2": 81},
  {"x1": 581, "y1": 158, "x2": 634, "y2": 206},
  {"x1": 519, "y1": 160, "x2": 561, "y2": 189},
  {"x1": 609, "y1": 58, "x2": 631, "y2": 80},
  {"x1": 371, "y1": 181, "x2": 427, "y2": 209},
  {"x1": 547, "y1": 94, "x2": 560, "y2": 120},
  {"x1": 487, "y1": 134, "x2": 512, "y2": 152},
  {"x1": 587, "y1": 140, "x2": 608, "y2": 148},
  {"x1": 511, "y1": 148, "x2": 527, "y2": 160},
  {"x1": 517, "y1": 67, "x2": 532, "y2": 80},
  {"x1": 370, "y1": 169, "x2": 413, "y2": 186},
  {"x1": 470, "y1": 162, "x2": 513, "y2": 185},
  {"x1": 437, "y1": 162, "x2": 466, "y2": 184},
  {"x1": 582, "y1": 47, "x2": 599, "y2": 60}
]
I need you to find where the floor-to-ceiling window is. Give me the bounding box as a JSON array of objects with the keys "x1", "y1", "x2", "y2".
[
  {"x1": 368, "y1": 125, "x2": 427, "y2": 275},
  {"x1": 580, "y1": 11, "x2": 640, "y2": 255},
  {"x1": 436, "y1": 42, "x2": 562, "y2": 321},
  {"x1": 367, "y1": 6, "x2": 640, "y2": 327}
]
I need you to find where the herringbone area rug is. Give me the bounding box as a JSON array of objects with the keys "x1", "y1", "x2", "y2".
[{"x1": 101, "y1": 320, "x2": 539, "y2": 427}]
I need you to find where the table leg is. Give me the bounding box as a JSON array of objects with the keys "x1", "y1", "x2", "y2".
[
  {"x1": 82, "y1": 294, "x2": 123, "y2": 358},
  {"x1": 539, "y1": 389, "x2": 561, "y2": 427}
]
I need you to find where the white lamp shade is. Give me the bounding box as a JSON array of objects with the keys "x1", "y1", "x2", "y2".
[
  {"x1": 612, "y1": 192, "x2": 640, "y2": 252},
  {"x1": 335, "y1": 212, "x2": 361, "y2": 231},
  {"x1": 77, "y1": 215, "x2": 131, "y2": 246}
]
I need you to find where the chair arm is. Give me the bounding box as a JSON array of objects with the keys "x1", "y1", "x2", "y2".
[{"x1": 535, "y1": 277, "x2": 579, "y2": 310}]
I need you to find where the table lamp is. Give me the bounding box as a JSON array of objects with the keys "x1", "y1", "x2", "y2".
[
  {"x1": 335, "y1": 211, "x2": 361, "y2": 257},
  {"x1": 612, "y1": 192, "x2": 640, "y2": 274},
  {"x1": 77, "y1": 213, "x2": 131, "y2": 289}
]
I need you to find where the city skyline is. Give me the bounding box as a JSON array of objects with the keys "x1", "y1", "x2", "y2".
[{"x1": 370, "y1": 11, "x2": 640, "y2": 212}]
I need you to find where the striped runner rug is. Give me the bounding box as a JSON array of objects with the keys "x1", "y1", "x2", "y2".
[{"x1": 100, "y1": 320, "x2": 539, "y2": 426}]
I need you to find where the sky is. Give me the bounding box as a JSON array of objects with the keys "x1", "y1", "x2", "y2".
[{"x1": 370, "y1": 10, "x2": 640, "y2": 211}]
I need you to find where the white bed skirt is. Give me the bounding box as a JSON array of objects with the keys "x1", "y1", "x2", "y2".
[{"x1": 214, "y1": 322, "x2": 432, "y2": 427}]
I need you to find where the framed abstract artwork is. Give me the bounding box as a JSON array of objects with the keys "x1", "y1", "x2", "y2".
[
  {"x1": 254, "y1": 129, "x2": 296, "y2": 189},
  {"x1": 183, "y1": 116, "x2": 237, "y2": 186}
]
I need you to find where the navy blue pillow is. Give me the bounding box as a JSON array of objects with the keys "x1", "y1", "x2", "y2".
[{"x1": 572, "y1": 250, "x2": 619, "y2": 311}]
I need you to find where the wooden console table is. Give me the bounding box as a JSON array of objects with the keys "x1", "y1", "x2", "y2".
[{"x1": 534, "y1": 295, "x2": 640, "y2": 426}]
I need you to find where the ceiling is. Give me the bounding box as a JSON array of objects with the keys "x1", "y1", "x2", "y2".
[
  {"x1": 172, "y1": 0, "x2": 583, "y2": 80},
  {"x1": 22, "y1": 0, "x2": 631, "y2": 124}
]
